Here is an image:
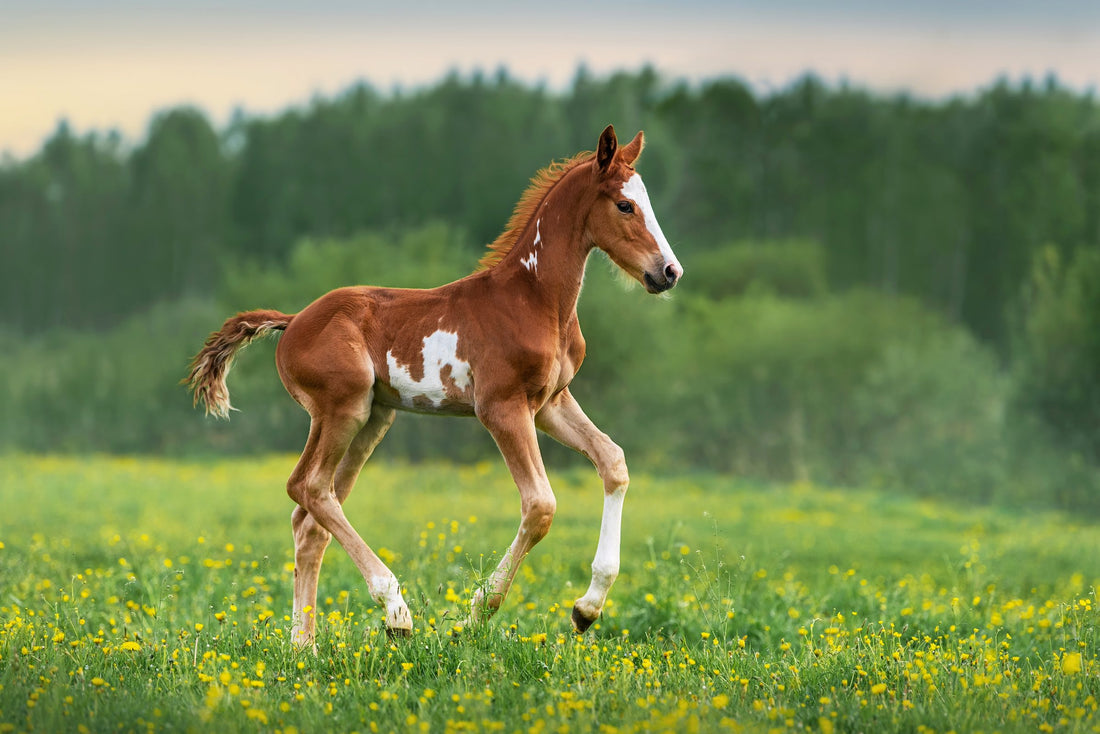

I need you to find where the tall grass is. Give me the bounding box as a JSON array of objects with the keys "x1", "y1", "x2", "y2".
[{"x1": 2, "y1": 455, "x2": 1099, "y2": 732}]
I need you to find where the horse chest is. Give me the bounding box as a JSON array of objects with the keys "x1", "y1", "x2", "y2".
[
  {"x1": 545, "y1": 326, "x2": 586, "y2": 396},
  {"x1": 467, "y1": 325, "x2": 584, "y2": 410}
]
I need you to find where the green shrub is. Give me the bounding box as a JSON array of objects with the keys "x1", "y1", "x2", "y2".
[
  {"x1": 575, "y1": 282, "x2": 1009, "y2": 504},
  {"x1": 8, "y1": 229, "x2": 1098, "y2": 516},
  {"x1": 219, "y1": 222, "x2": 474, "y2": 313},
  {"x1": 0, "y1": 298, "x2": 227, "y2": 453},
  {"x1": 686, "y1": 239, "x2": 827, "y2": 300},
  {"x1": 1011, "y1": 244, "x2": 1100, "y2": 461},
  {"x1": 850, "y1": 331, "x2": 1007, "y2": 500}
]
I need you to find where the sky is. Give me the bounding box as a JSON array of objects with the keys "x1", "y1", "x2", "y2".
[{"x1": 3, "y1": 0, "x2": 1099, "y2": 159}]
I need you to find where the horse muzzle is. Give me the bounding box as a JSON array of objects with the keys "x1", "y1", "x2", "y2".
[{"x1": 643, "y1": 261, "x2": 683, "y2": 294}]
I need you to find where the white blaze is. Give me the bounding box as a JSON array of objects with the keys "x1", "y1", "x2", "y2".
[
  {"x1": 386, "y1": 329, "x2": 471, "y2": 408},
  {"x1": 621, "y1": 173, "x2": 681, "y2": 269}
]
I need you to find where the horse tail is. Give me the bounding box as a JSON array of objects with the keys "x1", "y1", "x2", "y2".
[{"x1": 184, "y1": 309, "x2": 293, "y2": 419}]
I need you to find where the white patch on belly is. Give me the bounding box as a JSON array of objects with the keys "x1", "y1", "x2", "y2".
[
  {"x1": 386, "y1": 330, "x2": 471, "y2": 408},
  {"x1": 621, "y1": 173, "x2": 681, "y2": 268}
]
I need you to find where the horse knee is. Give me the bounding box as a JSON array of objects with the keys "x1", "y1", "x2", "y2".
[{"x1": 523, "y1": 494, "x2": 556, "y2": 543}]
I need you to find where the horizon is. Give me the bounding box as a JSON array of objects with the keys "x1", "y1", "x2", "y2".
[
  {"x1": 3, "y1": 1, "x2": 1099, "y2": 159},
  {"x1": 5, "y1": 66, "x2": 1093, "y2": 164}
]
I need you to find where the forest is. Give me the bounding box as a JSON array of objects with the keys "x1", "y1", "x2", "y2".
[{"x1": 2, "y1": 67, "x2": 1099, "y2": 513}]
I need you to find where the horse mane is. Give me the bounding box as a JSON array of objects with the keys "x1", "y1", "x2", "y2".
[{"x1": 478, "y1": 150, "x2": 594, "y2": 270}]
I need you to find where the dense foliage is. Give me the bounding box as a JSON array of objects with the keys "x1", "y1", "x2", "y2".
[{"x1": 3, "y1": 67, "x2": 1100, "y2": 513}]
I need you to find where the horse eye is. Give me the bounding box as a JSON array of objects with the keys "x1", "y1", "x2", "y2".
[{"x1": 617, "y1": 201, "x2": 634, "y2": 214}]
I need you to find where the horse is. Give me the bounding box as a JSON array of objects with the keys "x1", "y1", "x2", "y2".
[{"x1": 185, "y1": 125, "x2": 683, "y2": 645}]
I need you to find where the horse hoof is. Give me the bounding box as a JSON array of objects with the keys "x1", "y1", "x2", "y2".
[
  {"x1": 386, "y1": 626, "x2": 412, "y2": 640},
  {"x1": 571, "y1": 606, "x2": 596, "y2": 633}
]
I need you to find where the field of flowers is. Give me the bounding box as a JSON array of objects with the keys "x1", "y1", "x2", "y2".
[{"x1": 2, "y1": 454, "x2": 1100, "y2": 733}]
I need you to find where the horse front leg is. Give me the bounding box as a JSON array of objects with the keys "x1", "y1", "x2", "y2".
[
  {"x1": 467, "y1": 398, "x2": 557, "y2": 625},
  {"x1": 536, "y1": 389, "x2": 629, "y2": 633}
]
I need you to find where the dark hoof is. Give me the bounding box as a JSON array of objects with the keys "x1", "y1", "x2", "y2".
[
  {"x1": 386, "y1": 626, "x2": 412, "y2": 640},
  {"x1": 571, "y1": 606, "x2": 596, "y2": 633}
]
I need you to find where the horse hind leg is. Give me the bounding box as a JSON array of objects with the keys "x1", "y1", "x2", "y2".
[
  {"x1": 290, "y1": 504, "x2": 330, "y2": 648},
  {"x1": 289, "y1": 404, "x2": 398, "y2": 647},
  {"x1": 287, "y1": 397, "x2": 411, "y2": 645}
]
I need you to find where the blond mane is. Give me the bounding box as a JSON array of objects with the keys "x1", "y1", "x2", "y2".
[{"x1": 478, "y1": 151, "x2": 594, "y2": 270}]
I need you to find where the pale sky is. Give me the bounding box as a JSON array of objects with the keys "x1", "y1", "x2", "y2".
[{"x1": 3, "y1": 0, "x2": 1099, "y2": 159}]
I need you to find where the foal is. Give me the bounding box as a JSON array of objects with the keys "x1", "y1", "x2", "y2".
[{"x1": 186, "y1": 125, "x2": 683, "y2": 643}]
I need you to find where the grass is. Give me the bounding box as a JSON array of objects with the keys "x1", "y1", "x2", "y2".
[{"x1": 1, "y1": 454, "x2": 1099, "y2": 732}]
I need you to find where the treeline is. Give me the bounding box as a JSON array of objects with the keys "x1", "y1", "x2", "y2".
[
  {"x1": 3, "y1": 69, "x2": 1100, "y2": 348},
  {"x1": 3, "y1": 68, "x2": 1100, "y2": 514}
]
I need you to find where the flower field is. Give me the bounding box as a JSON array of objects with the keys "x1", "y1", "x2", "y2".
[{"x1": 2, "y1": 454, "x2": 1100, "y2": 732}]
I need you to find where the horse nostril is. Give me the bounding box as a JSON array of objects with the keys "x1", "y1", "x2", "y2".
[{"x1": 664, "y1": 262, "x2": 682, "y2": 283}]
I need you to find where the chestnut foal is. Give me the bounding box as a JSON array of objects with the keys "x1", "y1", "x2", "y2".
[{"x1": 186, "y1": 125, "x2": 683, "y2": 644}]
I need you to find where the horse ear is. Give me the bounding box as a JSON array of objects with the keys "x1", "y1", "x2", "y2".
[
  {"x1": 619, "y1": 131, "x2": 645, "y2": 165},
  {"x1": 596, "y1": 125, "x2": 617, "y2": 171}
]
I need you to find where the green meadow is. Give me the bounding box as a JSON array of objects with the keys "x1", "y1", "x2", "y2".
[{"x1": 2, "y1": 455, "x2": 1099, "y2": 732}]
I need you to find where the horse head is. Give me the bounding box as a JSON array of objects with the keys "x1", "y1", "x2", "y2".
[{"x1": 588, "y1": 125, "x2": 683, "y2": 294}]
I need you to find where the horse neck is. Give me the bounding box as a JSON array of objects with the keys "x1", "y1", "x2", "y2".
[{"x1": 492, "y1": 171, "x2": 594, "y2": 321}]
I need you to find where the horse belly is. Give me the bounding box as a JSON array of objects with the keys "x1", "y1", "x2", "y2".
[{"x1": 373, "y1": 381, "x2": 476, "y2": 416}]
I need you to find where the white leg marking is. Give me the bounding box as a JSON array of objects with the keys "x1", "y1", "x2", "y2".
[
  {"x1": 576, "y1": 487, "x2": 625, "y2": 616},
  {"x1": 386, "y1": 330, "x2": 471, "y2": 408},
  {"x1": 370, "y1": 573, "x2": 412, "y2": 630},
  {"x1": 621, "y1": 173, "x2": 681, "y2": 270}
]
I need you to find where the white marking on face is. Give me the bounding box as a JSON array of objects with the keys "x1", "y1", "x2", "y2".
[
  {"x1": 521, "y1": 251, "x2": 538, "y2": 273},
  {"x1": 386, "y1": 330, "x2": 471, "y2": 408},
  {"x1": 621, "y1": 173, "x2": 681, "y2": 269}
]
